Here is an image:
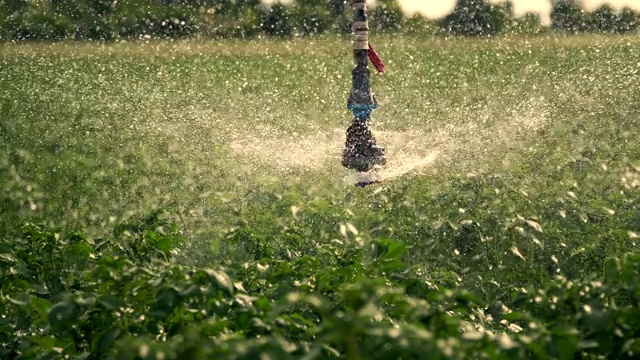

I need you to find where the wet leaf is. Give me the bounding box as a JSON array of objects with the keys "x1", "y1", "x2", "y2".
[
  {"x1": 7, "y1": 292, "x2": 30, "y2": 306},
  {"x1": 48, "y1": 301, "x2": 80, "y2": 330}
]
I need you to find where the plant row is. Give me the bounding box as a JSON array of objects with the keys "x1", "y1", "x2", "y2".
[{"x1": 2, "y1": 208, "x2": 640, "y2": 359}]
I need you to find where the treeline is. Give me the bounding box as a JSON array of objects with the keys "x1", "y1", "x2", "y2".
[{"x1": 1, "y1": 0, "x2": 639, "y2": 41}]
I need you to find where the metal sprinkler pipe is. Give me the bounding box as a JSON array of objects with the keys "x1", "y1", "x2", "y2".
[{"x1": 341, "y1": 0, "x2": 386, "y2": 173}]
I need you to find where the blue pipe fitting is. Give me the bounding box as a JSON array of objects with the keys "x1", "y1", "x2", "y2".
[{"x1": 348, "y1": 103, "x2": 377, "y2": 120}]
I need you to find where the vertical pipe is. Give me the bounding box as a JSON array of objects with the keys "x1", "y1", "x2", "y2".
[
  {"x1": 342, "y1": 0, "x2": 385, "y2": 173},
  {"x1": 348, "y1": 0, "x2": 376, "y2": 120}
]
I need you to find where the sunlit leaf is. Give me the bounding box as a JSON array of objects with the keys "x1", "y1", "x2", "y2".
[
  {"x1": 7, "y1": 292, "x2": 30, "y2": 306},
  {"x1": 510, "y1": 246, "x2": 525, "y2": 261}
]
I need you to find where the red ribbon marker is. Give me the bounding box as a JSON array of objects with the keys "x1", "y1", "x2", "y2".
[{"x1": 368, "y1": 44, "x2": 386, "y2": 74}]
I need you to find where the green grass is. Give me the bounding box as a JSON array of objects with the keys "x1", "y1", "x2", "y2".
[{"x1": 2, "y1": 34, "x2": 640, "y2": 359}]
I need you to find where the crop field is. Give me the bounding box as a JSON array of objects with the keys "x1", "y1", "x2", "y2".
[{"x1": 2, "y1": 34, "x2": 640, "y2": 359}]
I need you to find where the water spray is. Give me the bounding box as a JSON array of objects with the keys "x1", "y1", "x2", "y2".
[{"x1": 341, "y1": 0, "x2": 387, "y2": 185}]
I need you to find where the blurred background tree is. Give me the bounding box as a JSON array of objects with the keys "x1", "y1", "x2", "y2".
[
  {"x1": 0, "y1": 0, "x2": 638, "y2": 41},
  {"x1": 437, "y1": 0, "x2": 507, "y2": 36}
]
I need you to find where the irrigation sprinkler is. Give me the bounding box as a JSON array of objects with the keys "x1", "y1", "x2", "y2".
[{"x1": 341, "y1": 0, "x2": 387, "y2": 186}]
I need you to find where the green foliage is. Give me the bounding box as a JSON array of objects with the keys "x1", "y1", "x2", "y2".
[
  {"x1": 110, "y1": 1, "x2": 199, "y2": 39},
  {"x1": 2, "y1": 219, "x2": 640, "y2": 358},
  {"x1": 2, "y1": 34, "x2": 640, "y2": 358},
  {"x1": 260, "y1": 2, "x2": 294, "y2": 37},
  {"x1": 368, "y1": 0, "x2": 404, "y2": 33},
  {"x1": 4, "y1": 3, "x2": 75, "y2": 40},
  {"x1": 290, "y1": 0, "x2": 334, "y2": 36},
  {"x1": 584, "y1": 5, "x2": 640, "y2": 34},
  {"x1": 551, "y1": 0, "x2": 588, "y2": 33},
  {"x1": 199, "y1": 2, "x2": 261, "y2": 38},
  {"x1": 399, "y1": 13, "x2": 439, "y2": 35},
  {"x1": 1, "y1": 0, "x2": 639, "y2": 41},
  {"x1": 508, "y1": 13, "x2": 549, "y2": 35},
  {"x1": 437, "y1": 0, "x2": 508, "y2": 36},
  {"x1": 551, "y1": 1, "x2": 640, "y2": 34}
]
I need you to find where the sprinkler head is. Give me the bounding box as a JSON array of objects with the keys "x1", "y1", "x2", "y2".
[
  {"x1": 341, "y1": 0, "x2": 386, "y2": 175},
  {"x1": 341, "y1": 119, "x2": 386, "y2": 172}
]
